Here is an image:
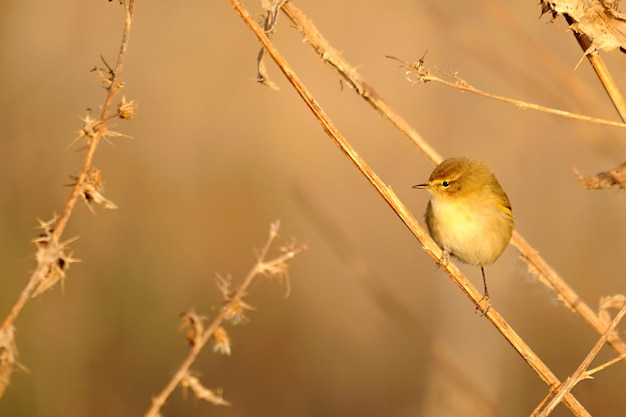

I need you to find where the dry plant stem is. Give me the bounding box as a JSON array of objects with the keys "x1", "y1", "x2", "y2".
[
  {"x1": 281, "y1": 3, "x2": 441, "y2": 166},
  {"x1": 514, "y1": 231, "x2": 626, "y2": 358},
  {"x1": 280, "y1": 2, "x2": 626, "y2": 361},
  {"x1": 534, "y1": 305, "x2": 626, "y2": 417},
  {"x1": 143, "y1": 224, "x2": 305, "y2": 417},
  {"x1": 564, "y1": 14, "x2": 626, "y2": 122},
  {"x1": 388, "y1": 56, "x2": 625, "y2": 129},
  {"x1": 228, "y1": 1, "x2": 591, "y2": 415},
  {"x1": 0, "y1": 0, "x2": 135, "y2": 335}
]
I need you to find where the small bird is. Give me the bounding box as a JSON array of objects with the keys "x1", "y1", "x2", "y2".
[{"x1": 413, "y1": 157, "x2": 514, "y2": 303}]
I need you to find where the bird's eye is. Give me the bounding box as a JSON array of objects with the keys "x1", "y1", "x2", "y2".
[{"x1": 441, "y1": 181, "x2": 450, "y2": 187}]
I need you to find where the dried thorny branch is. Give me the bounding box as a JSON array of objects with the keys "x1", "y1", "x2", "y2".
[
  {"x1": 574, "y1": 162, "x2": 626, "y2": 189},
  {"x1": 386, "y1": 54, "x2": 626, "y2": 129},
  {"x1": 143, "y1": 221, "x2": 306, "y2": 417},
  {"x1": 0, "y1": 0, "x2": 136, "y2": 398}
]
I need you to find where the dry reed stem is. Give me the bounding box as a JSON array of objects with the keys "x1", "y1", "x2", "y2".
[
  {"x1": 282, "y1": 4, "x2": 441, "y2": 166},
  {"x1": 143, "y1": 221, "x2": 306, "y2": 417},
  {"x1": 387, "y1": 55, "x2": 626, "y2": 129},
  {"x1": 228, "y1": 1, "x2": 591, "y2": 415},
  {"x1": 0, "y1": 0, "x2": 135, "y2": 397},
  {"x1": 563, "y1": 14, "x2": 626, "y2": 123},
  {"x1": 280, "y1": 1, "x2": 626, "y2": 364},
  {"x1": 533, "y1": 303, "x2": 626, "y2": 417}
]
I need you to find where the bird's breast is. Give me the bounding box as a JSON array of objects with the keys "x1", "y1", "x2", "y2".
[{"x1": 426, "y1": 196, "x2": 512, "y2": 266}]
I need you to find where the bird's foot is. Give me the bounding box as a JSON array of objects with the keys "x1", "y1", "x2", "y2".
[{"x1": 436, "y1": 250, "x2": 450, "y2": 269}]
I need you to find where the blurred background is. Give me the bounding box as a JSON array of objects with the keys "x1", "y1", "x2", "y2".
[{"x1": 1, "y1": 0, "x2": 626, "y2": 416}]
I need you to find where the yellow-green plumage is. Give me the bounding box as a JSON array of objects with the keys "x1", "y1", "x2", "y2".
[{"x1": 416, "y1": 157, "x2": 514, "y2": 267}]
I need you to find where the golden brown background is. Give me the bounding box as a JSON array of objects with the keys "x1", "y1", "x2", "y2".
[{"x1": 1, "y1": 0, "x2": 626, "y2": 416}]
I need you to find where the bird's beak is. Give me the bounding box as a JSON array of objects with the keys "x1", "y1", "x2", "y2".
[{"x1": 412, "y1": 182, "x2": 430, "y2": 189}]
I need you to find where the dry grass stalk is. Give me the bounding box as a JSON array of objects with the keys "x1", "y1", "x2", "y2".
[
  {"x1": 533, "y1": 302, "x2": 626, "y2": 416},
  {"x1": 143, "y1": 221, "x2": 306, "y2": 417},
  {"x1": 387, "y1": 54, "x2": 626, "y2": 128},
  {"x1": 282, "y1": 3, "x2": 441, "y2": 166},
  {"x1": 279, "y1": 0, "x2": 626, "y2": 366},
  {"x1": 0, "y1": 0, "x2": 136, "y2": 398},
  {"x1": 560, "y1": 13, "x2": 626, "y2": 123},
  {"x1": 228, "y1": 1, "x2": 594, "y2": 415}
]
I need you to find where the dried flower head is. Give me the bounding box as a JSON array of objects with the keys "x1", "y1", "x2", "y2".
[
  {"x1": 32, "y1": 215, "x2": 59, "y2": 249},
  {"x1": 32, "y1": 216, "x2": 80, "y2": 297},
  {"x1": 32, "y1": 236, "x2": 80, "y2": 298},
  {"x1": 180, "y1": 309, "x2": 205, "y2": 347},
  {"x1": 223, "y1": 299, "x2": 255, "y2": 325},
  {"x1": 70, "y1": 166, "x2": 118, "y2": 214},
  {"x1": 212, "y1": 326, "x2": 231, "y2": 355},
  {"x1": 117, "y1": 96, "x2": 137, "y2": 120},
  {"x1": 69, "y1": 110, "x2": 102, "y2": 149},
  {"x1": 214, "y1": 273, "x2": 256, "y2": 323}
]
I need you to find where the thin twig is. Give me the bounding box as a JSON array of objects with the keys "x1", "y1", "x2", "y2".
[
  {"x1": 228, "y1": 1, "x2": 591, "y2": 415},
  {"x1": 387, "y1": 55, "x2": 626, "y2": 129},
  {"x1": 0, "y1": 0, "x2": 135, "y2": 338},
  {"x1": 143, "y1": 221, "x2": 306, "y2": 417}
]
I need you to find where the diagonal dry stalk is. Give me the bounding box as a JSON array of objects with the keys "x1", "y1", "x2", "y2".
[
  {"x1": 279, "y1": 1, "x2": 626, "y2": 363},
  {"x1": 227, "y1": 1, "x2": 593, "y2": 415},
  {"x1": 563, "y1": 13, "x2": 626, "y2": 121},
  {"x1": 143, "y1": 221, "x2": 307, "y2": 417},
  {"x1": 386, "y1": 55, "x2": 626, "y2": 129},
  {"x1": 0, "y1": 0, "x2": 136, "y2": 398},
  {"x1": 533, "y1": 303, "x2": 626, "y2": 417}
]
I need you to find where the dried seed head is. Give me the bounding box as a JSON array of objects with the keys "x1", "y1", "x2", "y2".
[
  {"x1": 69, "y1": 110, "x2": 102, "y2": 149},
  {"x1": 223, "y1": 299, "x2": 255, "y2": 324},
  {"x1": 212, "y1": 326, "x2": 231, "y2": 355},
  {"x1": 71, "y1": 167, "x2": 118, "y2": 213},
  {"x1": 180, "y1": 309, "x2": 205, "y2": 347},
  {"x1": 32, "y1": 215, "x2": 59, "y2": 249},
  {"x1": 117, "y1": 96, "x2": 137, "y2": 120},
  {"x1": 32, "y1": 236, "x2": 80, "y2": 298},
  {"x1": 31, "y1": 216, "x2": 80, "y2": 297}
]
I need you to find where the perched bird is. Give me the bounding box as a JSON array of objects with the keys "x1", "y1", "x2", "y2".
[{"x1": 413, "y1": 157, "x2": 514, "y2": 302}]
